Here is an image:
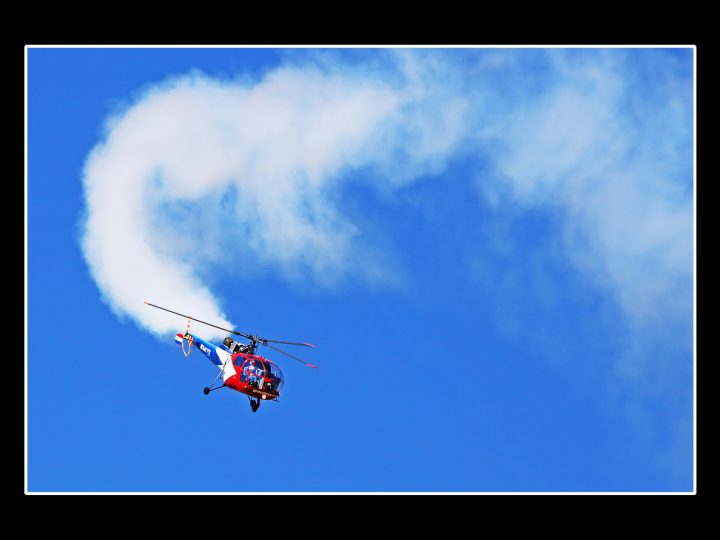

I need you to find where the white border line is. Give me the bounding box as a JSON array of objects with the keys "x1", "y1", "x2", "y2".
[
  {"x1": 24, "y1": 44, "x2": 694, "y2": 49},
  {"x1": 24, "y1": 44, "x2": 696, "y2": 495},
  {"x1": 24, "y1": 45, "x2": 29, "y2": 495},
  {"x1": 692, "y1": 44, "x2": 697, "y2": 494}
]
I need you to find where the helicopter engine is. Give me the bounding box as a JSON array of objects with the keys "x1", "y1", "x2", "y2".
[{"x1": 223, "y1": 336, "x2": 243, "y2": 353}]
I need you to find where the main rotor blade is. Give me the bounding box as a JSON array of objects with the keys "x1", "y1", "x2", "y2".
[
  {"x1": 264, "y1": 343, "x2": 318, "y2": 369},
  {"x1": 261, "y1": 338, "x2": 317, "y2": 348},
  {"x1": 144, "y1": 301, "x2": 251, "y2": 339}
]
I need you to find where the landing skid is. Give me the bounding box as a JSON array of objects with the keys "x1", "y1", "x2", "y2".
[{"x1": 203, "y1": 384, "x2": 225, "y2": 395}]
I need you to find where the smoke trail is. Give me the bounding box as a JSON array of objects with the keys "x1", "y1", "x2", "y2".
[
  {"x1": 80, "y1": 60, "x2": 469, "y2": 337},
  {"x1": 81, "y1": 49, "x2": 692, "y2": 343}
]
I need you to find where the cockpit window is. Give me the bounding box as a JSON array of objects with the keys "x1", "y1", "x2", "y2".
[
  {"x1": 262, "y1": 361, "x2": 284, "y2": 394},
  {"x1": 237, "y1": 358, "x2": 285, "y2": 394},
  {"x1": 251, "y1": 359, "x2": 264, "y2": 376}
]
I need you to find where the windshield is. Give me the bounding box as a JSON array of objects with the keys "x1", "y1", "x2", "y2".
[
  {"x1": 237, "y1": 358, "x2": 285, "y2": 394},
  {"x1": 266, "y1": 361, "x2": 284, "y2": 379},
  {"x1": 262, "y1": 361, "x2": 285, "y2": 394}
]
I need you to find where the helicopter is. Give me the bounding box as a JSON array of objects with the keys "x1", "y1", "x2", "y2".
[{"x1": 144, "y1": 301, "x2": 316, "y2": 412}]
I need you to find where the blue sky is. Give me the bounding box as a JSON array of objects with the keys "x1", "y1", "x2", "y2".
[{"x1": 27, "y1": 47, "x2": 694, "y2": 492}]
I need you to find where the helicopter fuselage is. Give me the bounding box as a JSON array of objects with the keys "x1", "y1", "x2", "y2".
[{"x1": 176, "y1": 333, "x2": 285, "y2": 401}]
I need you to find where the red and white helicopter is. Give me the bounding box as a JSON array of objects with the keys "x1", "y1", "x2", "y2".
[{"x1": 145, "y1": 301, "x2": 317, "y2": 412}]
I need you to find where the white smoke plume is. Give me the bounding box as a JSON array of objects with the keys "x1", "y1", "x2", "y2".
[
  {"x1": 488, "y1": 51, "x2": 693, "y2": 325},
  {"x1": 80, "y1": 56, "x2": 469, "y2": 337},
  {"x1": 80, "y1": 49, "x2": 692, "y2": 346}
]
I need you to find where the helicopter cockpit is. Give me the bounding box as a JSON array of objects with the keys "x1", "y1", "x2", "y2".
[{"x1": 234, "y1": 356, "x2": 286, "y2": 395}]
